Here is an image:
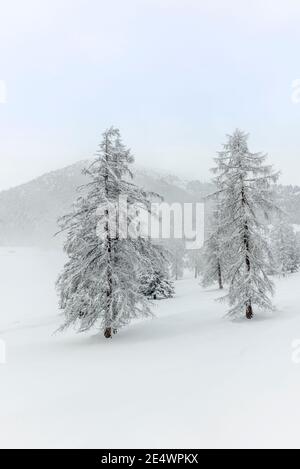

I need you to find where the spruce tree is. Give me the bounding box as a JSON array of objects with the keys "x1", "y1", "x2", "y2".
[
  {"x1": 140, "y1": 269, "x2": 174, "y2": 299},
  {"x1": 212, "y1": 129, "x2": 279, "y2": 319},
  {"x1": 57, "y1": 127, "x2": 156, "y2": 338},
  {"x1": 139, "y1": 235, "x2": 175, "y2": 299}
]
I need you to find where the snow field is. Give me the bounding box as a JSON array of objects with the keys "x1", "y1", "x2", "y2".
[{"x1": 1, "y1": 248, "x2": 300, "y2": 448}]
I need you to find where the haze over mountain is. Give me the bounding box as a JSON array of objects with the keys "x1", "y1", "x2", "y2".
[{"x1": 0, "y1": 161, "x2": 214, "y2": 247}]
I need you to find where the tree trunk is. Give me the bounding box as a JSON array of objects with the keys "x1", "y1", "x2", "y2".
[
  {"x1": 242, "y1": 186, "x2": 253, "y2": 320},
  {"x1": 104, "y1": 135, "x2": 114, "y2": 338},
  {"x1": 246, "y1": 302, "x2": 253, "y2": 319},
  {"x1": 217, "y1": 261, "x2": 223, "y2": 289},
  {"x1": 104, "y1": 327, "x2": 112, "y2": 339},
  {"x1": 244, "y1": 228, "x2": 252, "y2": 319}
]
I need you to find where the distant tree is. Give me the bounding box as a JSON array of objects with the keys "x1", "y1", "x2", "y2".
[
  {"x1": 168, "y1": 239, "x2": 185, "y2": 280},
  {"x1": 186, "y1": 249, "x2": 203, "y2": 279},
  {"x1": 202, "y1": 202, "x2": 226, "y2": 289},
  {"x1": 202, "y1": 236, "x2": 224, "y2": 290},
  {"x1": 270, "y1": 221, "x2": 300, "y2": 274},
  {"x1": 140, "y1": 269, "x2": 174, "y2": 299}
]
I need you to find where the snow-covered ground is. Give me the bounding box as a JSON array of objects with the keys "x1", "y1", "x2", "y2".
[{"x1": 1, "y1": 247, "x2": 300, "y2": 449}]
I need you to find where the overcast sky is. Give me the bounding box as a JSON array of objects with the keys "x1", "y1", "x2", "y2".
[{"x1": 1, "y1": 0, "x2": 300, "y2": 190}]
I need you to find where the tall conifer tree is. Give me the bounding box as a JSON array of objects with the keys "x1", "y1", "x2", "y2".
[{"x1": 212, "y1": 130, "x2": 279, "y2": 319}]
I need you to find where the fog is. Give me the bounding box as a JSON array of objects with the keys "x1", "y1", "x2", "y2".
[{"x1": 1, "y1": 0, "x2": 300, "y2": 189}]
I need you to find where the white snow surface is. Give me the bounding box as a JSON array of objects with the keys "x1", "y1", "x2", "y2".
[{"x1": 1, "y1": 247, "x2": 300, "y2": 449}]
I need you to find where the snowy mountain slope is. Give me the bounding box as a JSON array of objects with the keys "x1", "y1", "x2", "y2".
[
  {"x1": 0, "y1": 162, "x2": 87, "y2": 246},
  {"x1": 1, "y1": 247, "x2": 300, "y2": 448},
  {"x1": 0, "y1": 162, "x2": 213, "y2": 247}
]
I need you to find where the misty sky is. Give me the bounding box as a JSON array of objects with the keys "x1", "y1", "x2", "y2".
[{"x1": 1, "y1": 0, "x2": 300, "y2": 190}]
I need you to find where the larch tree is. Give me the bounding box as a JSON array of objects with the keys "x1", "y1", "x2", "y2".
[
  {"x1": 56, "y1": 127, "x2": 159, "y2": 338},
  {"x1": 212, "y1": 129, "x2": 279, "y2": 319}
]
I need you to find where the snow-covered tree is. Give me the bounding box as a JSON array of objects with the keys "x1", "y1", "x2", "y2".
[
  {"x1": 137, "y1": 235, "x2": 174, "y2": 299},
  {"x1": 202, "y1": 236, "x2": 224, "y2": 290},
  {"x1": 212, "y1": 129, "x2": 279, "y2": 319},
  {"x1": 270, "y1": 221, "x2": 300, "y2": 275},
  {"x1": 168, "y1": 239, "x2": 185, "y2": 280},
  {"x1": 202, "y1": 203, "x2": 225, "y2": 289},
  {"x1": 140, "y1": 268, "x2": 174, "y2": 299},
  {"x1": 186, "y1": 249, "x2": 203, "y2": 279},
  {"x1": 57, "y1": 127, "x2": 158, "y2": 338}
]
